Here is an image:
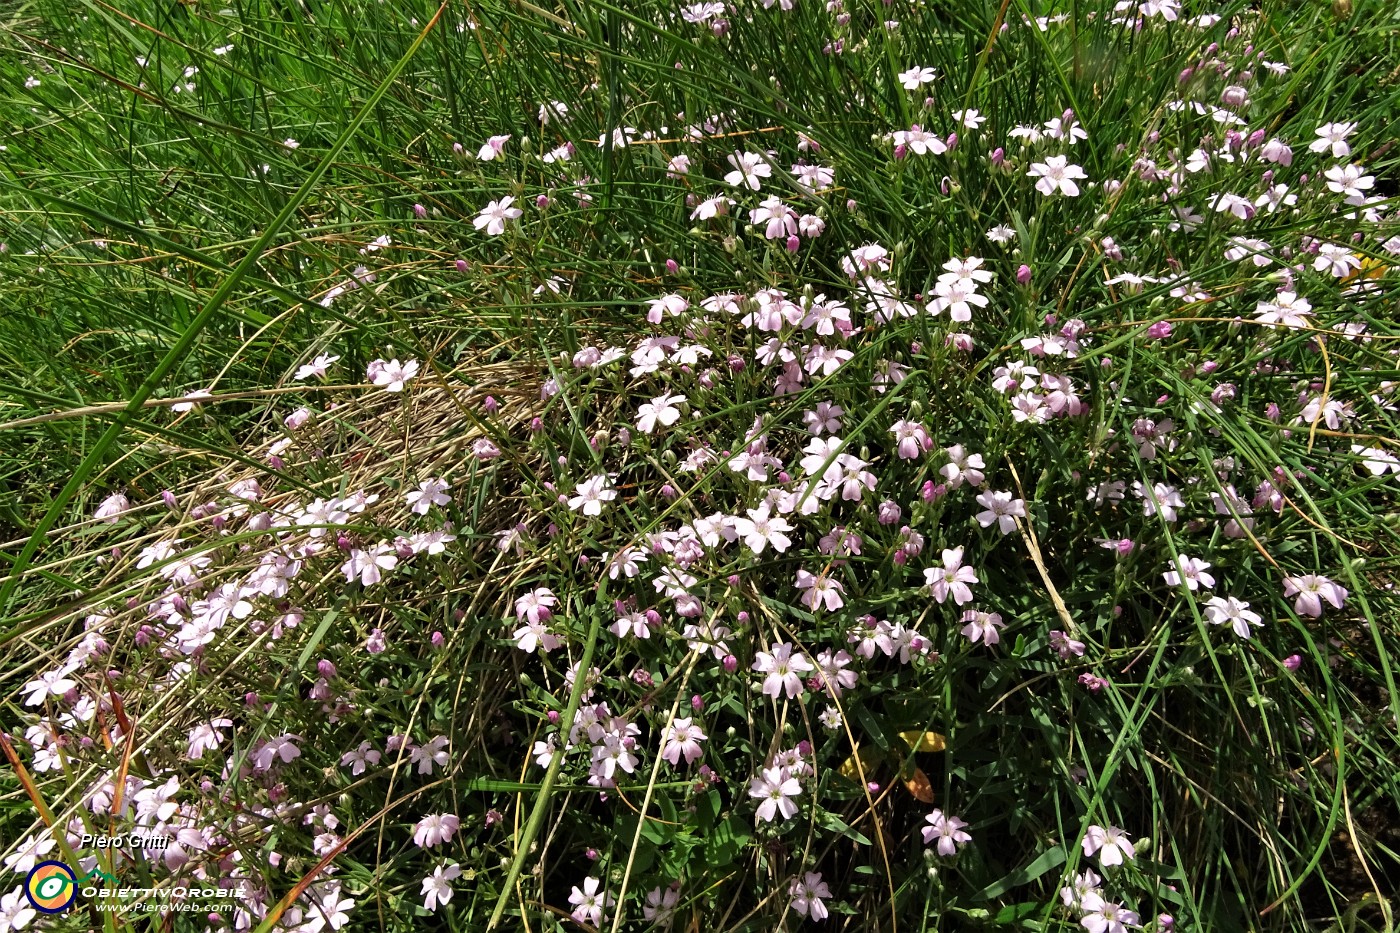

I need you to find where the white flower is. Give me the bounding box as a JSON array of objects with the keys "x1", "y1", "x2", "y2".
[
  {"x1": 1163, "y1": 555, "x2": 1214, "y2": 591},
  {"x1": 405, "y1": 477, "x2": 452, "y2": 514},
  {"x1": 568, "y1": 474, "x2": 618, "y2": 516},
  {"x1": 897, "y1": 66, "x2": 936, "y2": 89},
  {"x1": 21, "y1": 669, "x2": 78, "y2": 706},
  {"x1": 367, "y1": 358, "x2": 419, "y2": 392},
  {"x1": 974, "y1": 491, "x2": 1026, "y2": 535},
  {"x1": 636, "y1": 394, "x2": 685, "y2": 433},
  {"x1": 295, "y1": 353, "x2": 340, "y2": 380},
  {"x1": 477, "y1": 134, "x2": 511, "y2": 161},
  {"x1": 1081, "y1": 824, "x2": 1136, "y2": 866},
  {"x1": 724, "y1": 150, "x2": 772, "y2": 189},
  {"x1": 1027, "y1": 155, "x2": 1088, "y2": 196},
  {"x1": 1204, "y1": 596, "x2": 1263, "y2": 638},
  {"x1": 473, "y1": 196, "x2": 523, "y2": 235},
  {"x1": 1309, "y1": 121, "x2": 1355, "y2": 158},
  {"x1": 420, "y1": 862, "x2": 462, "y2": 912}
]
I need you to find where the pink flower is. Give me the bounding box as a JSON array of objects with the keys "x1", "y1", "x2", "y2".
[
  {"x1": 477, "y1": 134, "x2": 510, "y2": 161},
  {"x1": 795, "y1": 568, "x2": 846, "y2": 612},
  {"x1": 1027, "y1": 155, "x2": 1088, "y2": 196},
  {"x1": 1049, "y1": 630, "x2": 1086, "y2": 659},
  {"x1": 753, "y1": 643, "x2": 814, "y2": 698},
  {"x1": 890, "y1": 419, "x2": 932, "y2": 459},
  {"x1": 1162, "y1": 556, "x2": 1214, "y2": 591},
  {"x1": 568, "y1": 474, "x2": 618, "y2": 516},
  {"x1": 413, "y1": 812, "x2": 461, "y2": 848},
  {"x1": 960, "y1": 610, "x2": 1006, "y2": 646},
  {"x1": 940, "y1": 445, "x2": 985, "y2": 488},
  {"x1": 1080, "y1": 893, "x2": 1141, "y2": 933},
  {"x1": 1081, "y1": 824, "x2": 1135, "y2": 866},
  {"x1": 513, "y1": 620, "x2": 561, "y2": 654},
  {"x1": 94, "y1": 492, "x2": 132, "y2": 523},
  {"x1": 367, "y1": 358, "x2": 419, "y2": 392},
  {"x1": 925, "y1": 546, "x2": 979, "y2": 605},
  {"x1": 1282, "y1": 574, "x2": 1347, "y2": 617},
  {"x1": 473, "y1": 196, "x2": 522, "y2": 235},
  {"x1": 1203, "y1": 596, "x2": 1263, "y2": 638},
  {"x1": 789, "y1": 871, "x2": 832, "y2": 920},
  {"x1": 733, "y1": 504, "x2": 793, "y2": 554},
  {"x1": 421, "y1": 862, "x2": 462, "y2": 912},
  {"x1": 636, "y1": 393, "x2": 685, "y2": 433},
  {"x1": 342, "y1": 544, "x2": 398, "y2": 587},
  {"x1": 749, "y1": 766, "x2": 801, "y2": 822},
  {"x1": 921, "y1": 809, "x2": 972, "y2": 856},
  {"x1": 660, "y1": 717, "x2": 707, "y2": 766},
  {"x1": 514, "y1": 587, "x2": 558, "y2": 623},
  {"x1": 568, "y1": 876, "x2": 613, "y2": 927},
  {"x1": 405, "y1": 477, "x2": 451, "y2": 514},
  {"x1": 974, "y1": 491, "x2": 1026, "y2": 535},
  {"x1": 20, "y1": 669, "x2": 78, "y2": 706}
]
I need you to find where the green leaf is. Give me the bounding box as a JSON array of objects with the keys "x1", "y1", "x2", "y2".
[
  {"x1": 973, "y1": 845, "x2": 1067, "y2": 901},
  {"x1": 704, "y1": 815, "x2": 752, "y2": 868}
]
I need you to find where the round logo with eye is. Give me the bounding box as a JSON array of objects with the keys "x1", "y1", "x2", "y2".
[{"x1": 25, "y1": 861, "x2": 77, "y2": 914}]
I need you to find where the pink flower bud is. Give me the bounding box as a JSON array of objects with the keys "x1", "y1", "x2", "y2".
[
  {"x1": 455, "y1": 258, "x2": 469, "y2": 272},
  {"x1": 691, "y1": 694, "x2": 704, "y2": 711},
  {"x1": 1146, "y1": 320, "x2": 1173, "y2": 340},
  {"x1": 878, "y1": 500, "x2": 902, "y2": 525},
  {"x1": 547, "y1": 709, "x2": 561, "y2": 724},
  {"x1": 431, "y1": 631, "x2": 445, "y2": 648},
  {"x1": 660, "y1": 484, "x2": 677, "y2": 500},
  {"x1": 530, "y1": 416, "x2": 544, "y2": 432},
  {"x1": 945, "y1": 132, "x2": 958, "y2": 151},
  {"x1": 722, "y1": 654, "x2": 739, "y2": 673},
  {"x1": 413, "y1": 203, "x2": 427, "y2": 218},
  {"x1": 317, "y1": 659, "x2": 337, "y2": 679},
  {"x1": 535, "y1": 194, "x2": 550, "y2": 210},
  {"x1": 161, "y1": 489, "x2": 178, "y2": 510},
  {"x1": 1016, "y1": 264, "x2": 1032, "y2": 285},
  {"x1": 786, "y1": 235, "x2": 801, "y2": 252},
  {"x1": 990, "y1": 147, "x2": 1005, "y2": 166},
  {"x1": 1283, "y1": 654, "x2": 1302, "y2": 671},
  {"x1": 665, "y1": 258, "x2": 679, "y2": 275}
]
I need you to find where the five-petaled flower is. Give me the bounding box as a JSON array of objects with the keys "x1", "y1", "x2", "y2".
[{"x1": 922, "y1": 809, "x2": 973, "y2": 855}]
